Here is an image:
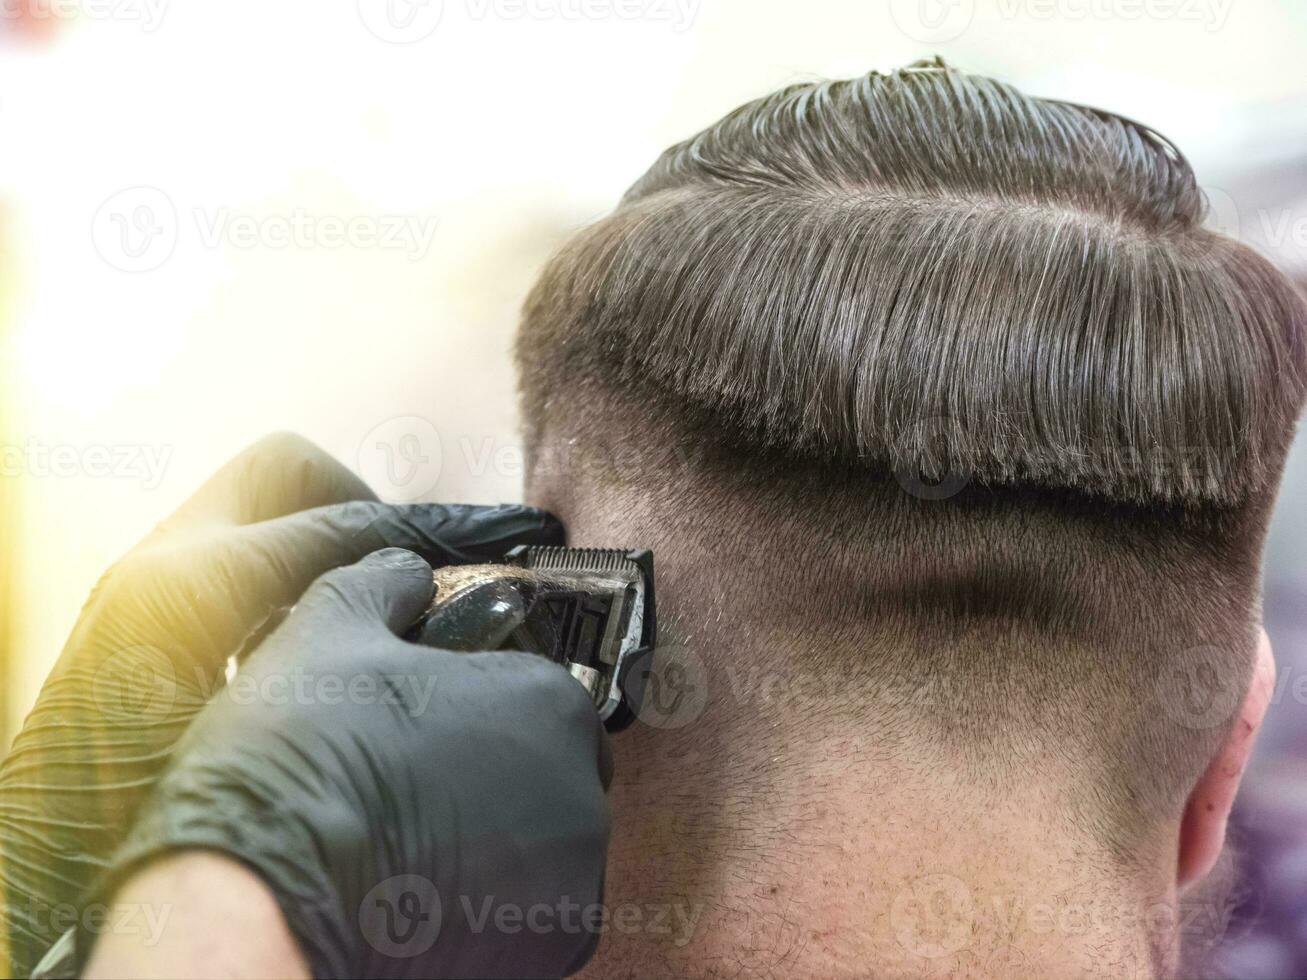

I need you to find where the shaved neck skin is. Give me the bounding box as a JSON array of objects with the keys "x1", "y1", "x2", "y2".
[{"x1": 532, "y1": 464, "x2": 1232, "y2": 980}]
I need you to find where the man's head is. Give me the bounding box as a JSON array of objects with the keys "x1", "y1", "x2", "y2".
[{"x1": 515, "y1": 61, "x2": 1305, "y2": 976}]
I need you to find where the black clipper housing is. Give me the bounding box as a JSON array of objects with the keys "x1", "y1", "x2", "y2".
[{"x1": 409, "y1": 546, "x2": 656, "y2": 732}]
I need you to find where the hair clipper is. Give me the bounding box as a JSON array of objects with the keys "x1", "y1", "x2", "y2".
[
  {"x1": 407, "y1": 546, "x2": 656, "y2": 732},
  {"x1": 26, "y1": 546, "x2": 655, "y2": 980}
]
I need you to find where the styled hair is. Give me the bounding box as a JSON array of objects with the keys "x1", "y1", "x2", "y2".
[{"x1": 515, "y1": 60, "x2": 1307, "y2": 847}]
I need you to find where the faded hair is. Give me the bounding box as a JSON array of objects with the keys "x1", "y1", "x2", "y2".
[{"x1": 515, "y1": 60, "x2": 1307, "y2": 848}]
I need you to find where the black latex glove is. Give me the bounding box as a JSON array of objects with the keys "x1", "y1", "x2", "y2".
[
  {"x1": 79, "y1": 548, "x2": 613, "y2": 979},
  {"x1": 0, "y1": 433, "x2": 562, "y2": 978}
]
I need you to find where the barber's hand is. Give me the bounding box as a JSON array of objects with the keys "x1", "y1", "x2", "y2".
[
  {"x1": 82, "y1": 549, "x2": 612, "y2": 979},
  {"x1": 0, "y1": 433, "x2": 563, "y2": 977}
]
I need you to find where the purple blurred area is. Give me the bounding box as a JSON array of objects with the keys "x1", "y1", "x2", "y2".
[
  {"x1": 1217, "y1": 586, "x2": 1307, "y2": 979},
  {"x1": 1212, "y1": 169, "x2": 1307, "y2": 974}
]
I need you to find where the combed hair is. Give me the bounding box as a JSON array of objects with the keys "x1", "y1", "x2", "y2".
[
  {"x1": 520, "y1": 60, "x2": 1304, "y2": 506},
  {"x1": 515, "y1": 60, "x2": 1307, "y2": 844}
]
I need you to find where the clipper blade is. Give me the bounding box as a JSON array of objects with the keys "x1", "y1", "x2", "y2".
[{"x1": 410, "y1": 545, "x2": 656, "y2": 732}]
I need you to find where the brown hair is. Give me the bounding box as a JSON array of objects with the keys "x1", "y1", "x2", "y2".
[{"x1": 515, "y1": 60, "x2": 1306, "y2": 847}]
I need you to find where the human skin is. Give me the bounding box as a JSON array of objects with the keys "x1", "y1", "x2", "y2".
[
  {"x1": 83, "y1": 853, "x2": 309, "y2": 980},
  {"x1": 80, "y1": 582, "x2": 1272, "y2": 979},
  {"x1": 540, "y1": 472, "x2": 1275, "y2": 980}
]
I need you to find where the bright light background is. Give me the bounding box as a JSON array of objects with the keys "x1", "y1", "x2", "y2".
[
  {"x1": 2, "y1": 0, "x2": 1304, "y2": 730},
  {"x1": 2, "y1": 0, "x2": 1307, "y2": 977},
  {"x1": 1, "y1": 5, "x2": 1306, "y2": 970}
]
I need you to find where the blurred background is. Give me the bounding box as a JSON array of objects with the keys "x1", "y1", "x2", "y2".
[{"x1": 1, "y1": 1, "x2": 1305, "y2": 975}]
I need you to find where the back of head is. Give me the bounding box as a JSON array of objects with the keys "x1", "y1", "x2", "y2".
[{"x1": 515, "y1": 58, "x2": 1306, "y2": 927}]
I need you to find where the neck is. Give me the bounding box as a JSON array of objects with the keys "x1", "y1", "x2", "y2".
[
  {"x1": 559, "y1": 549, "x2": 1189, "y2": 979},
  {"x1": 535, "y1": 463, "x2": 1217, "y2": 978},
  {"x1": 581, "y1": 643, "x2": 1184, "y2": 979}
]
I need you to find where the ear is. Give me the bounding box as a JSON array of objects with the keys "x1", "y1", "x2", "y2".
[{"x1": 1176, "y1": 628, "x2": 1276, "y2": 889}]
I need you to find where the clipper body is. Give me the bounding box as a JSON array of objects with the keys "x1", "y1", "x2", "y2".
[{"x1": 409, "y1": 546, "x2": 656, "y2": 732}]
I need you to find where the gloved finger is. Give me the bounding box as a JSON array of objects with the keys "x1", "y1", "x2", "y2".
[
  {"x1": 166, "y1": 501, "x2": 562, "y2": 674},
  {"x1": 165, "y1": 432, "x2": 376, "y2": 528},
  {"x1": 287, "y1": 549, "x2": 436, "y2": 637},
  {"x1": 242, "y1": 500, "x2": 565, "y2": 569},
  {"x1": 223, "y1": 502, "x2": 563, "y2": 624}
]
